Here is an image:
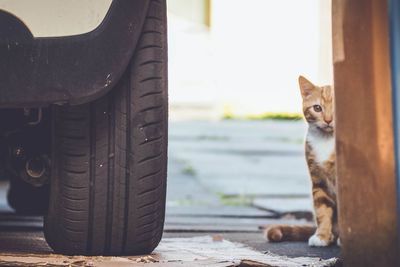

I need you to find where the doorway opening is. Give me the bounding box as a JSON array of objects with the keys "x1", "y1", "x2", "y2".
[{"x1": 165, "y1": 0, "x2": 338, "y2": 259}]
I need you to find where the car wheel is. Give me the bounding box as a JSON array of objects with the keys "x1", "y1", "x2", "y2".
[{"x1": 44, "y1": 0, "x2": 167, "y2": 255}]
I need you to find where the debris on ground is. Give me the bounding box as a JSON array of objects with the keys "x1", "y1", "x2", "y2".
[{"x1": 0, "y1": 236, "x2": 338, "y2": 267}]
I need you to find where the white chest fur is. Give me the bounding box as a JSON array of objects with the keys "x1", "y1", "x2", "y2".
[{"x1": 306, "y1": 133, "x2": 335, "y2": 164}]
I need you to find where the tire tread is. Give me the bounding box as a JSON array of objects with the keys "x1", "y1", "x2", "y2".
[{"x1": 44, "y1": 0, "x2": 167, "y2": 255}]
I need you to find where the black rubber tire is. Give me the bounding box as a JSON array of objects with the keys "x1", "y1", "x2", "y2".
[{"x1": 44, "y1": 0, "x2": 168, "y2": 256}]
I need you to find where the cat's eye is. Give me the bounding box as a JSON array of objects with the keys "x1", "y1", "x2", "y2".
[{"x1": 313, "y1": 105, "x2": 322, "y2": 112}]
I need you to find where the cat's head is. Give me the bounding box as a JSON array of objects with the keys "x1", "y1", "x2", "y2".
[{"x1": 298, "y1": 75, "x2": 334, "y2": 134}]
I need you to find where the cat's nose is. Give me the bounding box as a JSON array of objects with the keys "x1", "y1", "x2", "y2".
[{"x1": 324, "y1": 118, "x2": 333, "y2": 125}]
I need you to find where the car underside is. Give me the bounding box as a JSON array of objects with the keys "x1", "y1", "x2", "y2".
[{"x1": 0, "y1": 0, "x2": 168, "y2": 256}]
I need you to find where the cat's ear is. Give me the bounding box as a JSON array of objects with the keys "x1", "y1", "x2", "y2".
[{"x1": 298, "y1": 75, "x2": 316, "y2": 98}]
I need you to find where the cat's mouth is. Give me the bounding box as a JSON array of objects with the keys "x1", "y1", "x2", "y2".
[{"x1": 318, "y1": 125, "x2": 334, "y2": 133}]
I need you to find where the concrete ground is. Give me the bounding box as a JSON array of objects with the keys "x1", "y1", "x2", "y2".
[
  {"x1": 166, "y1": 120, "x2": 340, "y2": 259},
  {"x1": 0, "y1": 120, "x2": 341, "y2": 266}
]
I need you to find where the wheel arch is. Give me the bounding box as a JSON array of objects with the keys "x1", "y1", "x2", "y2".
[{"x1": 0, "y1": 0, "x2": 150, "y2": 108}]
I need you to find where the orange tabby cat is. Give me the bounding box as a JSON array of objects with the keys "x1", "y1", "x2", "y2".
[{"x1": 264, "y1": 76, "x2": 338, "y2": 247}]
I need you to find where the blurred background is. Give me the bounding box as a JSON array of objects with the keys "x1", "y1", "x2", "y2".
[
  {"x1": 166, "y1": 0, "x2": 333, "y2": 217},
  {"x1": 168, "y1": 0, "x2": 332, "y2": 120}
]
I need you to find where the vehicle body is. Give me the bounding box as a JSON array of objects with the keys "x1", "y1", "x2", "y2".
[{"x1": 0, "y1": 0, "x2": 168, "y2": 255}]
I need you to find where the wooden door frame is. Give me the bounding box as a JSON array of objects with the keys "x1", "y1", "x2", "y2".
[{"x1": 332, "y1": 0, "x2": 400, "y2": 266}]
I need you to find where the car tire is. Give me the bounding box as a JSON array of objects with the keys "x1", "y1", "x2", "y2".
[{"x1": 44, "y1": 0, "x2": 168, "y2": 255}]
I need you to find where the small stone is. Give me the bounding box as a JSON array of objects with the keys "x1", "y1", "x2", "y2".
[{"x1": 212, "y1": 234, "x2": 223, "y2": 242}]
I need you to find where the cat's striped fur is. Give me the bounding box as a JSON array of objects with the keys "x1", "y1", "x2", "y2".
[{"x1": 264, "y1": 76, "x2": 339, "y2": 247}]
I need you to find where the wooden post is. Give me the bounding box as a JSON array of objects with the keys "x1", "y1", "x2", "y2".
[{"x1": 332, "y1": 0, "x2": 399, "y2": 266}]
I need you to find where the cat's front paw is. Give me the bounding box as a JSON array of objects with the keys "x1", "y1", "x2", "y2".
[{"x1": 308, "y1": 234, "x2": 333, "y2": 247}]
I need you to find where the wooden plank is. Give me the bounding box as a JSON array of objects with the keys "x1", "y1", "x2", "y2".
[
  {"x1": 164, "y1": 217, "x2": 311, "y2": 233},
  {"x1": 252, "y1": 197, "x2": 313, "y2": 213},
  {"x1": 332, "y1": 0, "x2": 399, "y2": 266},
  {"x1": 166, "y1": 205, "x2": 276, "y2": 218}
]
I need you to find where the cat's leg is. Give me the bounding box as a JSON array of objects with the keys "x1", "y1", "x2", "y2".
[
  {"x1": 309, "y1": 186, "x2": 335, "y2": 247},
  {"x1": 333, "y1": 219, "x2": 340, "y2": 246}
]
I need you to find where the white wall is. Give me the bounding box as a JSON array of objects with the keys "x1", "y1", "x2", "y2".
[
  {"x1": 168, "y1": 0, "x2": 209, "y2": 26},
  {"x1": 168, "y1": 0, "x2": 333, "y2": 119},
  {"x1": 0, "y1": 0, "x2": 112, "y2": 37},
  {"x1": 211, "y1": 0, "x2": 332, "y2": 115}
]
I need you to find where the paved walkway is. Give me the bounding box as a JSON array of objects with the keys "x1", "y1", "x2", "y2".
[{"x1": 168, "y1": 120, "x2": 312, "y2": 210}]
